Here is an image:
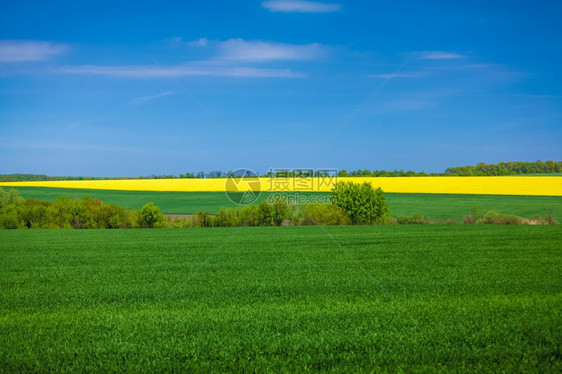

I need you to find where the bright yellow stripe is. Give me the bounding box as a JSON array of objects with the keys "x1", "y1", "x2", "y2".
[
  {"x1": 0, "y1": 176, "x2": 561, "y2": 196},
  {"x1": 339, "y1": 177, "x2": 562, "y2": 196}
]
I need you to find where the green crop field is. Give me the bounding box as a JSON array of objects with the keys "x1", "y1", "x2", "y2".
[
  {"x1": 1, "y1": 226, "x2": 560, "y2": 372},
  {"x1": 8, "y1": 186, "x2": 562, "y2": 222}
]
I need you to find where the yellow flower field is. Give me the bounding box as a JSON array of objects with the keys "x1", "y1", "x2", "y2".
[{"x1": 1, "y1": 176, "x2": 561, "y2": 196}]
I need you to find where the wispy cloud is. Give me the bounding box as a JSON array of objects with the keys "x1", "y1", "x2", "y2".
[
  {"x1": 417, "y1": 51, "x2": 467, "y2": 60},
  {"x1": 262, "y1": 0, "x2": 341, "y2": 13},
  {"x1": 370, "y1": 72, "x2": 427, "y2": 79},
  {"x1": 54, "y1": 63, "x2": 304, "y2": 78},
  {"x1": 3, "y1": 38, "x2": 324, "y2": 79},
  {"x1": 168, "y1": 36, "x2": 208, "y2": 48},
  {"x1": 129, "y1": 91, "x2": 174, "y2": 105},
  {"x1": 188, "y1": 37, "x2": 208, "y2": 47},
  {"x1": 219, "y1": 39, "x2": 325, "y2": 61},
  {"x1": 0, "y1": 40, "x2": 69, "y2": 62}
]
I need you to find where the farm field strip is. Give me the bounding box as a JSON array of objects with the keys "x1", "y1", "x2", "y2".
[
  {"x1": 1, "y1": 176, "x2": 561, "y2": 196},
  {"x1": 1, "y1": 225, "x2": 560, "y2": 372}
]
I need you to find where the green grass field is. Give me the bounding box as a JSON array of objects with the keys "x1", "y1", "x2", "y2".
[
  {"x1": 1, "y1": 226, "x2": 560, "y2": 372},
  {"x1": 9, "y1": 186, "x2": 562, "y2": 222}
]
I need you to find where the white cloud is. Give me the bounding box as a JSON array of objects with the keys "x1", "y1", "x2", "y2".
[
  {"x1": 370, "y1": 72, "x2": 427, "y2": 79},
  {"x1": 0, "y1": 40, "x2": 68, "y2": 62},
  {"x1": 219, "y1": 39, "x2": 325, "y2": 61},
  {"x1": 2, "y1": 38, "x2": 319, "y2": 79},
  {"x1": 129, "y1": 91, "x2": 174, "y2": 105},
  {"x1": 188, "y1": 37, "x2": 208, "y2": 47},
  {"x1": 54, "y1": 63, "x2": 304, "y2": 78},
  {"x1": 168, "y1": 37, "x2": 209, "y2": 48},
  {"x1": 418, "y1": 51, "x2": 466, "y2": 60},
  {"x1": 262, "y1": 0, "x2": 341, "y2": 13}
]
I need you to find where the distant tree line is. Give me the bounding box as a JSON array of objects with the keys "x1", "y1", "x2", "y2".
[
  {"x1": 2, "y1": 161, "x2": 559, "y2": 182},
  {"x1": 444, "y1": 161, "x2": 562, "y2": 176},
  {"x1": 337, "y1": 169, "x2": 434, "y2": 177},
  {"x1": 0, "y1": 174, "x2": 139, "y2": 182}
]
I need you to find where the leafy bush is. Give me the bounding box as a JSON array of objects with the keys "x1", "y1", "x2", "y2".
[
  {"x1": 257, "y1": 201, "x2": 275, "y2": 226},
  {"x1": 167, "y1": 216, "x2": 192, "y2": 228},
  {"x1": 462, "y1": 215, "x2": 475, "y2": 224},
  {"x1": 302, "y1": 204, "x2": 351, "y2": 225},
  {"x1": 396, "y1": 214, "x2": 430, "y2": 224},
  {"x1": 20, "y1": 199, "x2": 54, "y2": 229},
  {"x1": 139, "y1": 203, "x2": 167, "y2": 228},
  {"x1": 476, "y1": 211, "x2": 524, "y2": 225},
  {"x1": 462, "y1": 209, "x2": 558, "y2": 225},
  {"x1": 270, "y1": 196, "x2": 290, "y2": 225},
  {"x1": 213, "y1": 207, "x2": 238, "y2": 227},
  {"x1": 331, "y1": 181, "x2": 390, "y2": 224},
  {"x1": 238, "y1": 205, "x2": 260, "y2": 226},
  {"x1": 0, "y1": 188, "x2": 168, "y2": 230},
  {"x1": 0, "y1": 205, "x2": 24, "y2": 229},
  {"x1": 529, "y1": 215, "x2": 558, "y2": 225},
  {"x1": 192, "y1": 211, "x2": 211, "y2": 228},
  {"x1": 0, "y1": 188, "x2": 24, "y2": 209},
  {"x1": 287, "y1": 204, "x2": 306, "y2": 226}
]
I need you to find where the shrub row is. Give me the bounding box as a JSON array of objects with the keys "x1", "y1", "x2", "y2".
[
  {"x1": 167, "y1": 201, "x2": 352, "y2": 228},
  {"x1": 2, "y1": 187, "x2": 556, "y2": 229},
  {"x1": 0, "y1": 189, "x2": 166, "y2": 229},
  {"x1": 462, "y1": 211, "x2": 557, "y2": 225}
]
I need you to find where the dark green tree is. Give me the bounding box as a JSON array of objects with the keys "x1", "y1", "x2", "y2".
[
  {"x1": 331, "y1": 181, "x2": 390, "y2": 224},
  {"x1": 257, "y1": 201, "x2": 275, "y2": 226},
  {"x1": 139, "y1": 202, "x2": 166, "y2": 228}
]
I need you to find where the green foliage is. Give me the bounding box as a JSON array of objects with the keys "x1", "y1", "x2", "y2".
[
  {"x1": 0, "y1": 174, "x2": 138, "y2": 182},
  {"x1": 337, "y1": 169, "x2": 430, "y2": 177},
  {"x1": 1, "y1": 226, "x2": 561, "y2": 372},
  {"x1": 464, "y1": 204, "x2": 483, "y2": 224},
  {"x1": 287, "y1": 204, "x2": 306, "y2": 226},
  {"x1": 331, "y1": 181, "x2": 390, "y2": 224},
  {"x1": 1, "y1": 160, "x2": 560, "y2": 183},
  {"x1": 212, "y1": 207, "x2": 238, "y2": 227},
  {"x1": 139, "y1": 203, "x2": 166, "y2": 228},
  {"x1": 193, "y1": 211, "x2": 211, "y2": 228},
  {"x1": 530, "y1": 215, "x2": 558, "y2": 225},
  {"x1": 4, "y1": 187, "x2": 561, "y2": 228},
  {"x1": 270, "y1": 196, "x2": 290, "y2": 225},
  {"x1": 476, "y1": 211, "x2": 524, "y2": 225},
  {"x1": 20, "y1": 199, "x2": 54, "y2": 229},
  {"x1": 396, "y1": 214, "x2": 430, "y2": 224},
  {"x1": 11, "y1": 188, "x2": 562, "y2": 224},
  {"x1": 445, "y1": 160, "x2": 562, "y2": 176},
  {"x1": 0, "y1": 205, "x2": 24, "y2": 229},
  {"x1": 471, "y1": 205, "x2": 482, "y2": 221},
  {"x1": 238, "y1": 205, "x2": 260, "y2": 226},
  {"x1": 0, "y1": 188, "x2": 164, "y2": 229},
  {"x1": 303, "y1": 204, "x2": 351, "y2": 225},
  {"x1": 463, "y1": 208, "x2": 557, "y2": 225},
  {"x1": 0, "y1": 188, "x2": 24, "y2": 209},
  {"x1": 257, "y1": 201, "x2": 275, "y2": 226},
  {"x1": 167, "y1": 216, "x2": 191, "y2": 228}
]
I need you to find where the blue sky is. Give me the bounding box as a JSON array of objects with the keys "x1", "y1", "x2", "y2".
[{"x1": 0, "y1": 0, "x2": 561, "y2": 176}]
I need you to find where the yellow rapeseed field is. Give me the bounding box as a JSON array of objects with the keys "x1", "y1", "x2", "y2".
[{"x1": 0, "y1": 176, "x2": 561, "y2": 196}]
